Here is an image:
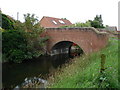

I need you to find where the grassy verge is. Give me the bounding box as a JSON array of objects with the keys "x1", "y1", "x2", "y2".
[{"x1": 47, "y1": 37, "x2": 119, "y2": 88}]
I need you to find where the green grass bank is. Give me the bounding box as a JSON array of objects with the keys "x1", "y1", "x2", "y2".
[{"x1": 48, "y1": 37, "x2": 119, "y2": 88}]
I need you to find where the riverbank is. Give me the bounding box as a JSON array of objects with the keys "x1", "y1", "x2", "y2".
[
  {"x1": 2, "y1": 53, "x2": 71, "y2": 88},
  {"x1": 47, "y1": 37, "x2": 119, "y2": 88}
]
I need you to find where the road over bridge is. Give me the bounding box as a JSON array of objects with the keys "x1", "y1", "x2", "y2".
[{"x1": 41, "y1": 27, "x2": 108, "y2": 55}]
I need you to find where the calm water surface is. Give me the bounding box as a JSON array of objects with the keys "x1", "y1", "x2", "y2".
[{"x1": 2, "y1": 54, "x2": 71, "y2": 88}]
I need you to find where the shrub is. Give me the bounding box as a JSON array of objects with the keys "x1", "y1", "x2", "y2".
[{"x1": 2, "y1": 30, "x2": 27, "y2": 63}]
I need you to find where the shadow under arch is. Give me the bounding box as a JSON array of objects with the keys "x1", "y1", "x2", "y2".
[{"x1": 50, "y1": 41, "x2": 84, "y2": 56}]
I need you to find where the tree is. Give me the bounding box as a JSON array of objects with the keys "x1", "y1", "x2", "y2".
[
  {"x1": 22, "y1": 13, "x2": 48, "y2": 58},
  {"x1": 61, "y1": 18, "x2": 67, "y2": 20},
  {"x1": 2, "y1": 13, "x2": 15, "y2": 30},
  {"x1": 89, "y1": 15, "x2": 104, "y2": 28},
  {"x1": 2, "y1": 13, "x2": 48, "y2": 63},
  {"x1": 24, "y1": 13, "x2": 39, "y2": 31},
  {"x1": 60, "y1": 15, "x2": 105, "y2": 28}
]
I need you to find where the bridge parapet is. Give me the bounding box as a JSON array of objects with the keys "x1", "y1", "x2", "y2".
[{"x1": 45, "y1": 27, "x2": 108, "y2": 35}]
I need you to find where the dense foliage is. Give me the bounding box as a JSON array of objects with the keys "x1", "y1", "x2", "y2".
[
  {"x1": 89, "y1": 15, "x2": 104, "y2": 28},
  {"x1": 21, "y1": 13, "x2": 48, "y2": 58},
  {"x1": 60, "y1": 15, "x2": 105, "y2": 28},
  {"x1": 2, "y1": 13, "x2": 48, "y2": 63},
  {"x1": 2, "y1": 30, "x2": 27, "y2": 63},
  {"x1": 2, "y1": 13, "x2": 15, "y2": 30}
]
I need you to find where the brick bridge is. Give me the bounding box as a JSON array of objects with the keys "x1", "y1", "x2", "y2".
[{"x1": 41, "y1": 27, "x2": 108, "y2": 55}]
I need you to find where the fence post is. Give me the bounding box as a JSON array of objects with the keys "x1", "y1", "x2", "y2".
[{"x1": 100, "y1": 54, "x2": 106, "y2": 73}]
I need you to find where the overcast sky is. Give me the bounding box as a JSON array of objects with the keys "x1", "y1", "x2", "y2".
[{"x1": 0, "y1": 0, "x2": 119, "y2": 29}]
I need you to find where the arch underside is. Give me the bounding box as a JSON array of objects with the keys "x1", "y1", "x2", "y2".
[{"x1": 50, "y1": 40, "x2": 84, "y2": 55}]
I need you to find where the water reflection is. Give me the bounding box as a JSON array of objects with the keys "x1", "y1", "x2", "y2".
[{"x1": 2, "y1": 53, "x2": 70, "y2": 88}]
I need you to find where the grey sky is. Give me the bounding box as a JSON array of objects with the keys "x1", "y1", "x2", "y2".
[{"x1": 0, "y1": 0, "x2": 119, "y2": 29}]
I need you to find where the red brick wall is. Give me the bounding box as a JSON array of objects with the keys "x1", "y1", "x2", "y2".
[{"x1": 42, "y1": 27, "x2": 108, "y2": 54}]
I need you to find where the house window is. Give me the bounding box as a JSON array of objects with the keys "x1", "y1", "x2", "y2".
[
  {"x1": 52, "y1": 20, "x2": 57, "y2": 24},
  {"x1": 59, "y1": 20, "x2": 65, "y2": 24}
]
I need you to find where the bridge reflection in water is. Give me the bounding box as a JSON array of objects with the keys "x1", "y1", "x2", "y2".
[{"x1": 50, "y1": 48, "x2": 69, "y2": 56}]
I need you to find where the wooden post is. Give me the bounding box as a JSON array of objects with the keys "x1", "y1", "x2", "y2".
[{"x1": 100, "y1": 54, "x2": 106, "y2": 73}]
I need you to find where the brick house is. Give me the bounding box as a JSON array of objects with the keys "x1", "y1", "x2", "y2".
[{"x1": 39, "y1": 16, "x2": 72, "y2": 28}]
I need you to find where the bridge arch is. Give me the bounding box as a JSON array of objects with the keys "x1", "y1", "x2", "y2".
[{"x1": 50, "y1": 40, "x2": 85, "y2": 55}]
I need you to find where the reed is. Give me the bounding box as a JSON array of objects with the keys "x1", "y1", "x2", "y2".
[{"x1": 47, "y1": 37, "x2": 119, "y2": 88}]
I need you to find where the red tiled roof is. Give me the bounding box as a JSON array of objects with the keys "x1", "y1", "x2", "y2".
[{"x1": 39, "y1": 16, "x2": 72, "y2": 28}]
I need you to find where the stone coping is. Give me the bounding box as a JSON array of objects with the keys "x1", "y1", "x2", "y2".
[{"x1": 45, "y1": 27, "x2": 108, "y2": 35}]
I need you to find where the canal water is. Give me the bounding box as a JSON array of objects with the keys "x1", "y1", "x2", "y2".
[{"x1": 2, "y1": 54, "x2": 71, "y2": 88}]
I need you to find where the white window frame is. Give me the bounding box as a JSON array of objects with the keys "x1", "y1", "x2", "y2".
[
  {"x1": 59, "y1": 20, "x2": 65, "y2": 24},
  {"x1": 52, "y1": 20, "x2": 57, "y2": 24}
]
